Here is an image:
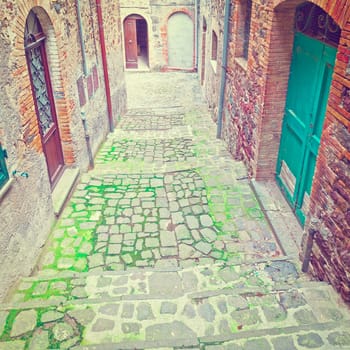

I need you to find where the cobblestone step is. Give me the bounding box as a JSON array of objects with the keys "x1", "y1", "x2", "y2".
[
  {"x1": 1, "y1": 260, "x2": 349, "y2": 349},
  {"x1": 3, "y1": 258, "x2": 303, "y2": 308}
]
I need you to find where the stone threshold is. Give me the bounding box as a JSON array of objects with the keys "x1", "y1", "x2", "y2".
[
  {"x1": 52, "y1": 167, "x2": 80, "y2": 217},
  {"x1": 250, "y1": 179, "x2": 304, "y2": 258}
]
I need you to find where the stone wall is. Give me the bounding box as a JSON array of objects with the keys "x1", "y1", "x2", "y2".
[
  {"x1": 119, "y1": 0, "x2": 195, "y2": 71},
  {"x1": 204, "y1": 0, "x2": 350, "y2": 303},
  {"x1": 197, "y1": 0, "x2": 225, "y2": 121},
  {"x1": 0, "y1": 0, "x2": 126, "y2": 301}
]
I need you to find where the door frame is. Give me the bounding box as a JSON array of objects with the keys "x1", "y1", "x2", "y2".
[
  {"x1": 276, "y1": 32, "x2": 337, "y2": 225},
  {"x1": 123, "y1": 14, "x2": 149, "y2": 69},
  {"x1": 25, "y1": 22, "x2": 65, "y2": 188}
]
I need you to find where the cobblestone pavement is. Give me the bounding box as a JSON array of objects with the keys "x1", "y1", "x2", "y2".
[{"x1": 1, "y1": 72, "x2": 349, "y2": 349}]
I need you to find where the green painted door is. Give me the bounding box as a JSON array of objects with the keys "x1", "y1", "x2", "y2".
[{"x1": 276, "y1": 32, "x2": 337, "y2": 225}]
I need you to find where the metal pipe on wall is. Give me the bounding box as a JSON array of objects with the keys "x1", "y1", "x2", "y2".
[
  {"x1": 96, "y1": 0, "x2": 114, "y2": 132},
  {"x1": 216, "y1": 0, "x2": 231, "y2": 139},
  {"x1": 76, "y1": 0, "x2": 88, "y2": 76}
]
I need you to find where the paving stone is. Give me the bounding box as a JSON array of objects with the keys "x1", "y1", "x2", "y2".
[
  {"x1": 160, "y1": 302, "x2": 177, "y2": 314},
  {"x1": 262, "y1": 305, "x2": 287, "y2": 322},
  {"x1": 121, "y1": 303, "x2": 135, "y2": 318},
  {"x1": 10, "y1": 310, "x2": 37, "y2": 337},
  {"x1": 243, "y1": 338, "x2": 271, "y2": 350},
  {"x1": 146, "y1": 321, "x2": 197, "y2": 342},
  {"x1": 264, "y1": 261, "x2": 298, "y2": 282},
  {"x1": 198, "y1": 302, "x2": 216, "y2": 322},
  {"x1": 327, "y1": 331, "x2": 350, "y2": 346},
  {"x1": 182, "y1": 271, "x2": 199, "y2": 292},
  {"x1": 0, "y1": 311, "x2": 8, "y2": 337},
  {"x1": 186, "y1": 215, "x2": 199, "y2": 229},
  {"x1": 145, "y1": 237, "x2": 160, "y2": 248},
  {"x1": 99, "y1": 303, "x2": 119, "y2": 315},
  {"x1": 68, "y1": 308, "x2": 96, "y2": 326},
  {"x1": 175, "y1": 224, "x2": 192, "y2": 241},
  {"x1": 122, "y1": 254, "x2": 133, "y2": 264},
  {"x1": 280, "y1": 291, "x2": 306, "y2": 308},
  {"x1": 199, "y1": 214, "x2": 213, "y2": 227},
  {"x1": 297, "y1": 333, "x2": 324, "y2": 348},
  {"x1": 183, "y1": 303, "x2": 196, "y2": 318},
  {"x1": 137, "y1": 302, "x2": 155, "y2": 321},
  {"x1": 179, "y1": 244, "x2": 199, "y2": 259},
  {"x1": 230, "y1": 308, "x2": 261, "y2": 327},
  {"x1": 121, "y1": 323, "x2": 141, "y2": 334},
  {"x1": 294, "y1": 309, "x2": 317, "y2": 325},
  {"x1": 28, "y1": 329, "x2": 50, "y2": 350},
  {"x1": 194, "y1": 241, "x2": 212, "y2": 254},
  {"x1": 141, "y1": 250, "x2": 153, "y2": 259},
  {"x1": 41, "y1": 311, "x2": 64, "y2": 323},
  {"x1": 149, "y1": 272, "x2": 183, "y2": 297},
  {"x1": 72, "y1": 286, "x2": 88, "y2": 298},
  {"x1": 52, "y1": 322, "x2": 74, "y2": 341},
  {"x1": 160, "y1": 231, "x2": 177, "y2": 246},
  {"x1": 88, "y1": 253, "x2": 104, "y2": 268},
  {"x1": 60, "y1": 336, "x2": 80, "y2": 349},
  {"x1": 0, "y1": 341, "x2": 26, "y2": 350},
  {"x1": 200, "y1": 228, "x2": 217, "y2": 243},
  {"x1": 97, "y1": 276, "x2": 112, "y2": 288},
  {"x1": 271, "y1": 336, "x2": 297, "y2": 350},
  {"x1": 173, "y1": 212, "x2": 185, "y2": 224},
  {"x1": 92, "y1": 318, "x2": 115, "y2": 332},
  {"x1": 160, "y1": 247, "x2": 178, "y2": 256},
  {"x1": 57, "y1": 257, "x2": 75, "y2": 269}
]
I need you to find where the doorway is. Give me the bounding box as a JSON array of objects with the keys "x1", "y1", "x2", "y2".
[
  {"x1": 276, "y1": 3, "x2": 340, "y2": 225},
  {"x1": 123, "y1": 15, "x2": 148, "y2": 69},
  {"x1": 168, "y1": 12, "x2": 194, "y2": 69},
  {"x1": 25, "y1": 10, "x2": 64, "y2": 187}
]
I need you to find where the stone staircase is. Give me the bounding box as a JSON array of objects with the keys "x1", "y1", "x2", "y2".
[
  {"x1": 1, "y1": 258, "x2": 350, "y2": 349},
  {"x1": 1, "y1": 74, "x2": 350, "y2": 349}
]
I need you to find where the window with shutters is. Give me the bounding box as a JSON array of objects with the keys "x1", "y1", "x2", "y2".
[
  {"x1": 236, "y1": 0, "x2": 252, "y2": 62},
  {"x1": 211, "y1": 30, "x2": 218, "y2": 72},
  {"x1": 0, "y1": 143, "x2": 9, "y2": 189}
]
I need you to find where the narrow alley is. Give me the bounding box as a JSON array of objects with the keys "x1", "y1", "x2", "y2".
[{"x1": 0, "y1": 72, "x2": 348, "y2": 349}]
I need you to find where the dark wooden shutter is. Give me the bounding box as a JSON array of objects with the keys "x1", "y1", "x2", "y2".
[{"x1": 0, "y1": 144, "x2": 9, "y2": 188}]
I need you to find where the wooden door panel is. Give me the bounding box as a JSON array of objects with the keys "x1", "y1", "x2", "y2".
[
  {"x1": 26, "y1": 42, "x2": 64, "y2": 187},
  {"x1": 124, "y1": 19, "x2": 138, "y2": 68}
]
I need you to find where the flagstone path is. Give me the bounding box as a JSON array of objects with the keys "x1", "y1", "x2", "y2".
[{"x1": 0, "y1": 72, "x2": 349, "y2": 349}]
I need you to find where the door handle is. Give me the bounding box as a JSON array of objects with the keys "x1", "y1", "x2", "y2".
[{"x1": 128, "y1": 40, "x2": 132, "y2": 44}]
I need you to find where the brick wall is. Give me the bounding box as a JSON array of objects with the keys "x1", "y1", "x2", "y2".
[
  {"x1": 206, "y1": 0, "x2": 350, "y2": 303},
  {"x1": 0, "y1": 0, "x2": 126, "y2": 301}
]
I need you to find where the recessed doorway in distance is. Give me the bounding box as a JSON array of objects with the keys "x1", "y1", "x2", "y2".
[{"x1": 123, "y1": 15, "x2": 149, "y2": 69}]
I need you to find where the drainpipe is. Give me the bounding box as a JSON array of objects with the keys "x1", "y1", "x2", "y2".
[
  {"x1": 96, "y1": 0, "x2": 114, "y2": 132},
  {"x1": 216, "y1": 0, "x2": 231, "y2": 139},
  {"x1": 194, "y1": 0, "x2": 199, "y2": 70},
  {"x1": 76, "y1": 0, "x2": 88, "y2": 76}
]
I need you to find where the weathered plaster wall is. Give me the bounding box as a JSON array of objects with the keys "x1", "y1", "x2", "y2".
[
  {"x1": 198, "y1": 0, "x2": 225, "y2": 121},
  {"x1": 0, "y1": 0, "x2": 126, "y2": 301},
  {"x1": 119, "y1": 0, "x2": 195, "y2": 71}
]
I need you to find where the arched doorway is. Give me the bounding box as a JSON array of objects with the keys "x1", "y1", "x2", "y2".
[
  {"x1": 123, "y1": 15, "x2": 149, "y2": 69},
  {"x1": 168, "y1": 12, "x2": 194, "y2": 69},
  {"x1": 24, "y1": 10, "x2": 64, "y2": 187},
  {"x1": 276, "y1": 2, "x2": 340, "y2": 225}
]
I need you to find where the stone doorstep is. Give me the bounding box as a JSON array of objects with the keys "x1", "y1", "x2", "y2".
[
  {"x1": 52, "y1": 167, "x2": 80, "y2": 217},
  {"x1": 250, "y1": 179, "x2": 304, "y2": 258}
]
